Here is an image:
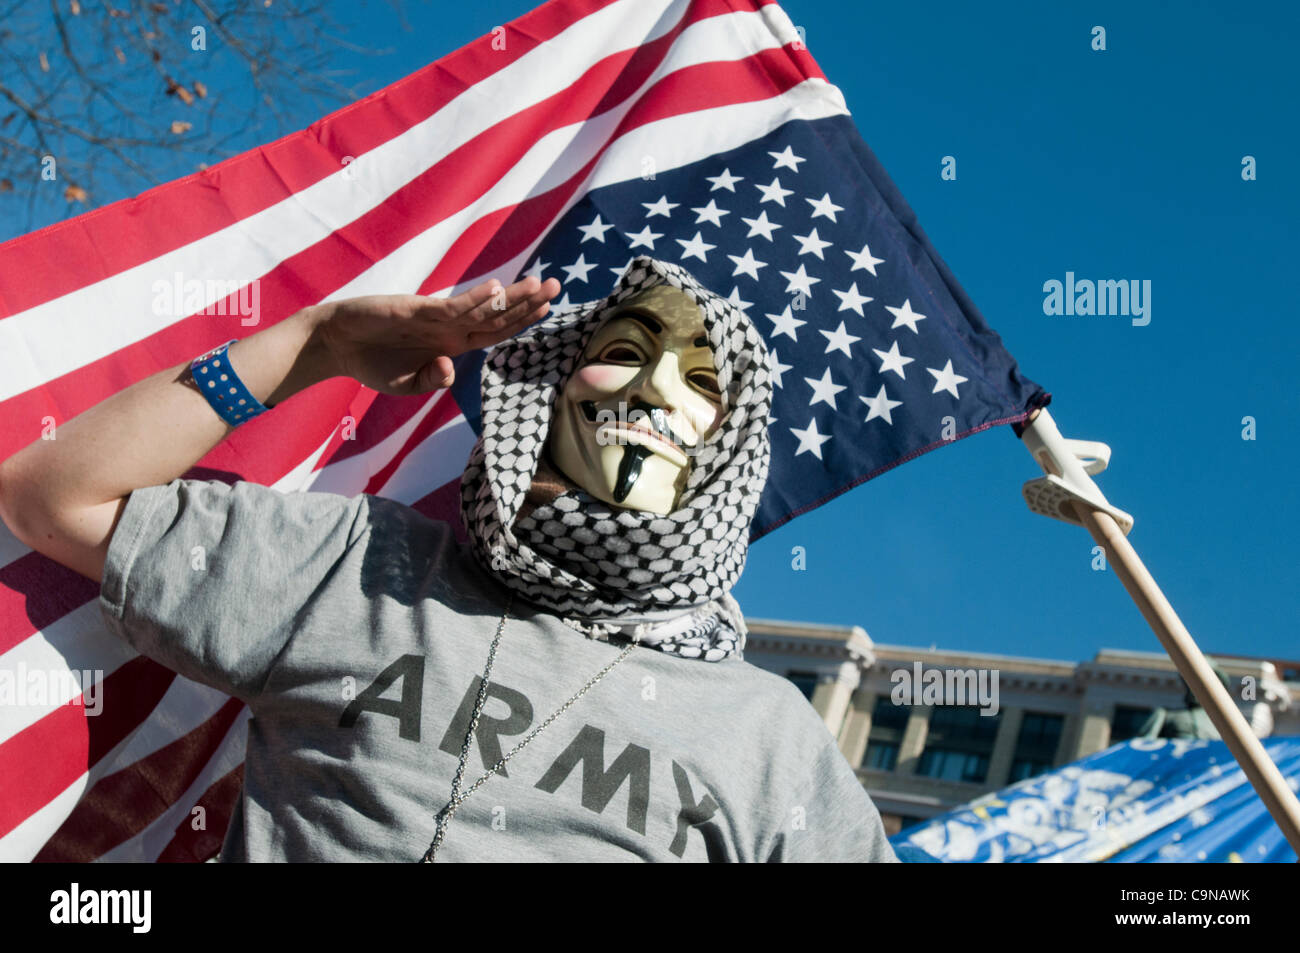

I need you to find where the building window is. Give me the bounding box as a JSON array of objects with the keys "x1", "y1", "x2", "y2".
[
  {"x1": 1111, "y1": 705, "x2": 1153, "y2": 742},
  {"x1": 1008, "y1": 758, "x2": 1053, "y2": 783},
  {"x1": 917, "y1": 748, "x2": 989, "y2": 783},
  {"x1": 1007, "y1": 712, "x2": 1064, "y2": 783},
  {"x1": 863, "y1": 742, "x2": 899, "y2": 771},
  {"x1": 786, "y1": 671, "x2": 818, "y2": 701},
  {"x1": 915, "y1": 705, "x2": 1001, "y2": 784},
  {"x1": 872, "y1": 696, "x2": 910, "y2": 731},
  {"x1": 861, "y1": 696, "x2": 909, "y2": 771}
]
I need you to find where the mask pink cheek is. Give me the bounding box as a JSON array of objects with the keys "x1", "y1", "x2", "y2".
[{"x1": 574, "y1": 364, "x2": 637, "y2": 392}]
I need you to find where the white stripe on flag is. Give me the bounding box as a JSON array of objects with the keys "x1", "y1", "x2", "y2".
[
  {"x1": 371, "y1": 415, "x2": 479, "y2": 505},
  {"x1": 0, "y1": 0, "x2": 690, "y2": 400},
  {"x1": 301, "y1": 390, "x2": 452, "y2": 497},
  {"x1": 0, "y1": 604, "x2": 140, "y2": 746}
]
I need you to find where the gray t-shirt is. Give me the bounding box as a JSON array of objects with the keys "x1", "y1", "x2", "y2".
[{"x1": 100, "y1": 478, "x2": 898, "y2": 863}]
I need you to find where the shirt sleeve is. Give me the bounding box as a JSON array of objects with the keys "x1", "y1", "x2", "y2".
[
  {"x1": 768, "y1": 737, "x2": 901, "y2": 863},
  {"x1": 99, "y1": 477, "x2": 368, "y2": 702}
]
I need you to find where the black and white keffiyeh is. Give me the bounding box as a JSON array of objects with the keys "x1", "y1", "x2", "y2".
[{"x1": 459, "y1": 256, "x2": 774, "y2": 661}]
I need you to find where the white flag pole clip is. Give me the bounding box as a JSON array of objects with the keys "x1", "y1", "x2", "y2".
[{"x1": 1019, "y1": 407, "x2": 1133, "y2": 534}]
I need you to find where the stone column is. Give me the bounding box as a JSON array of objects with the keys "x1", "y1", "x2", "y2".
[
  {"x1": 895, "y1": 705, "x2": 933, "y2": 776},
  {"x1": 985, "y1": 706, "x2": 1023, "y2": 788},
  {"x1": 838, "y1": 689, "x2": 877, "y2": 766},
  {"x1": 1058, "y1": 711, "x2": 1081, "y2": 765},
  {"x1": 1074, "y1": 703, "x2": 1114, "y2": 758},
  {"x1": 810, "y1": 660, "x2": 861, "y2": 738}
]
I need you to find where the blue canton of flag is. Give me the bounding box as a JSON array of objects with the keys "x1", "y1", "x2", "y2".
[{"x1": 492, "y1": 114, "x2": 1050, "y2": 538}]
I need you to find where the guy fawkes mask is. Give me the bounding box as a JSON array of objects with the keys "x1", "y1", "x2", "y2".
[{"x1": 546, "y1": 285, "x2": 724, "y2": 515}]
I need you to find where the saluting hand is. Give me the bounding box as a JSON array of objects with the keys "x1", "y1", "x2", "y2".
[{"x1": 314, "y1": 275, "x2": 562, "y2": 395}]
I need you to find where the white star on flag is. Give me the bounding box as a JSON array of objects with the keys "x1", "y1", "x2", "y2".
[
  {"x1": 577, "y1": 214, "x2": 614, "y2": 243},
  {"x1": 625, "y1": 225, "x2": 662, "y2": 250},
  {"x1": 642, "y1": 195, "x2": 679, "y2": 217},
  {"x1": 789, "y1": 418, "x2": 832, "y2": 459},
  {"x1": 562, "y1": 253, "x2": 597, "y2": 283},
  {"x1": 820, "y1": 320, "x2": 860, "y2": 357},
  {"x1": 860, "y1": 385, "x2": 903, "y2": 424},
  {"x1": 766, "y1": 305, "x2": 806, "y2": 341},
  {"x1": 741, "y1": 210, "x2": 782, "y2": 241},
  {"x1": 792, "y1": 227, "x2": 832, "y2": 259},
  {"x1": 804, "y1": 368, "x2": 846, "y2": 409},
  {"x1": 727, "y1": 248, "x2": 767, "y2": 280},
  {"x1": 691, "y1": 199, "x2": 730, "y2": 227},
  {"x1": 927, "y1": 360, "x2": 969, "y2": 399},
  {"x1": 780, "y1": 263, "x2": 820, "y2": 297},
  {"x1": 523, "y1": 258, "x2": 550, "y2": 280},
  {"x1": 873, "y1": 340, "x2": 914, "y2": 379},
  {"x1": 806, "y1": 192, "x2": 844, "y2": 222},
  {"x1": 768, "y1": 146, "x2": 806, "y2": 172},
  {"x1": 706, "y1": 168, "x2": 743, "y2": 192},
  {"x1": 845, "y1": 242, "x2": 885, "y2": 275},
  {"x1": 676, "y1": 231, "x2": 716, "y2": 262},
  {"x1": 832, "y1": 282, "x2": 873, "y2": 316},
  {"x1": 886, "y1": 299, "x2": 927, "y2": 333},
  {"x1": 726, "y1": 286, "x2": 753, "y2": 313},
  {"x1": 755, "y1": 177, "x2": 794, "y2": 206},
  {"x1": 768, "y1": 348, "x2": 793, "y2": 387}
]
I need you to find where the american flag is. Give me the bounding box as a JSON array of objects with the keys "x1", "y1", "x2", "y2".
[{"x1": 0, "y1": 0, "x2": 1046, "y2": 861}]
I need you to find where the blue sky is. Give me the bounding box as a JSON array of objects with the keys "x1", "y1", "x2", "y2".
[
  {"x1": 14, "y1": 1, "x2": 1298, "y2": 664},
  {"x1": 734, "y1": 0, "x2": 1298, "y2": 664}
]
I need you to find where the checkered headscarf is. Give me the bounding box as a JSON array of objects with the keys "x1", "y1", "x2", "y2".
[{"x1": 459, "y1": 256, "x2": 773, "y2": 661}]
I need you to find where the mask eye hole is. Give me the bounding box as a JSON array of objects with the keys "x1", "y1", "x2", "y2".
[
  {"x1": 596, "y1": 342, "x2": 645, "y2": 365},
  {"x1": 688, "y1": 369, "x2": 721, "y2": 398}
]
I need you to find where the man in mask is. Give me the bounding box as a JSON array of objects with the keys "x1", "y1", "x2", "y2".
[
  {"x1": 461, "y1": 256, "x2": 773, "y2": 663},
  {"x1": 0, "y1": 256, "x2": 898, "y2": 863}
]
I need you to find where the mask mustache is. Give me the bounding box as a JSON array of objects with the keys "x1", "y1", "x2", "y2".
[
  {"x1": 580, "y1": 399, "x2": 688, "y2": 450},
  {"x1": 576, "y1": 398, "x2": 689, "y2": 504}
]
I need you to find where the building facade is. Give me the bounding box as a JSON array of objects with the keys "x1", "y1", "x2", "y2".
[{"x1": 743, "y1": 617, "x2": 1298, "y2": 836}]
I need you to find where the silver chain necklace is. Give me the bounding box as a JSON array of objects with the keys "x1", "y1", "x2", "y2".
[{"x1": 419, "y1": 591, "x2": 638, "y2": 862}]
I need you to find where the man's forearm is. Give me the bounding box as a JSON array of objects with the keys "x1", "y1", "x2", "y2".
[{"x1": 0, "y1": 306, "x2": 336, "y2": 516}]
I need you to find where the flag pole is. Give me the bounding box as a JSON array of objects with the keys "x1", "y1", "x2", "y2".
[{"x1": 1018, "y1": 406, "x2": 1300, "y2": 857}]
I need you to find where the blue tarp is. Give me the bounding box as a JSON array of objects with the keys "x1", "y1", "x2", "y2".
[{"x1": 890, "y1": 736, "x2": 1300, "y2": 862}]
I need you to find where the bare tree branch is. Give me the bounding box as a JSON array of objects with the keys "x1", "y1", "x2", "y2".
[{"x1": 0, "y1": 0, "x2": 409, "y2": 236}]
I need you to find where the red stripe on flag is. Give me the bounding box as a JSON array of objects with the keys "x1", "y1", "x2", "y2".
[
  {"x1": 155, "y1": 764, "x2": 244, "y2": 863},
  {"x1": 0, "y1": 549, "x2": 99, "y2": 656},
  {"x1": 411, "y1": 480, "x2": 470, "y2": 543},
  {"x1": 0, "y1": 0, "x2": 627, "y2": 318},
  {"x1": 0, "y1": 655, "x2": 176, "y2": 840},
  {"x1": 32, "y1": 697, "x2": 244, "y2": 861}
]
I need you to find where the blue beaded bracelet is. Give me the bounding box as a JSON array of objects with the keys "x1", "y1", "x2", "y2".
[{"x1": 189, "y1": 338, "x2": 271, "y2": 427}]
